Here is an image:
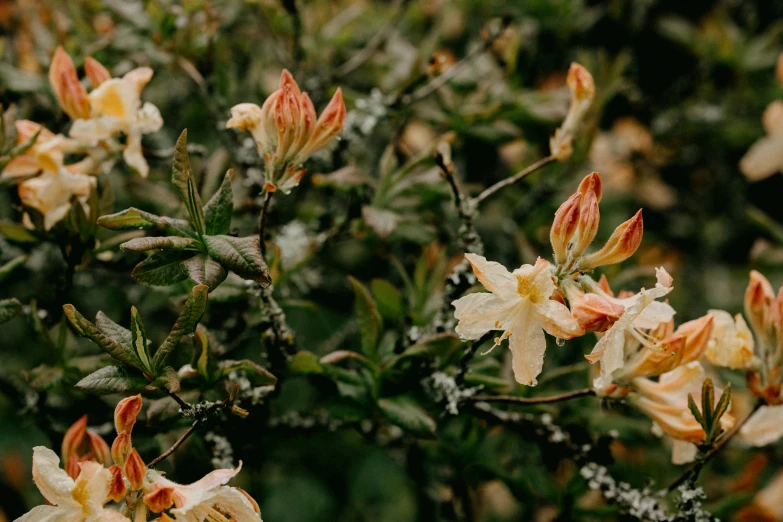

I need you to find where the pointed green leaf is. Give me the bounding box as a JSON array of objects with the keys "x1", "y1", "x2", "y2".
[
  {"x1": 371, "y1": 279, "x2": 405, "y2": 319},
  {"x1": 121, "y1": 236, "x2": 198, "y2": 252},
  {"x1": 220, "y1": 359, "x2": 277, "y2": 386},
  {"x1": 687, "y1": 393, "x2": 705, "y2": 429},
  {"x1": 701, "y1": 378, "x2": 715, "y2": 432},
  {"x1": 131, "y1": 250, "x2": 192, "y2": 286},
  {"x1": 95, "y1": 311, "x2": 133, "y2": 349},
  {"x1": 153, "y1": 366, "x2": 181, "y2": 394},
  {"x1": 193, "y1": 329, "x2": 211, "y2": 381},
  {"x1": 172, "y1": 129, "x2": 206, "y2": 234},
  {"x1": 378, "y1": 396, "x2": 436, "y2": 438},
  {"x1": 98, "y1": 208, "x2": 197, "y2": 238},
  {"x1": 181, "y1": 253, "x2": 228, "y2": 291},
  {"x1": 76, "y1": 366, "x2": 149, "y2": 395},
  {"x1": 0, "y1": 220, "x2": 38, "y2": 242},
  {"x1": 0, "y1": 255, "x2": 27, "y2": 281},
  {"x1": 203, "y1": 235, "x2": 271, "y2": 286},
  {"x1": 348, "y1": 276, "x2": 382, "y2": 361},
  {"x1": 130, "y1": 307, "x2": 152, "y2": 372},
  {"x1": 0, "y1": 298, "x2": 23, "y2": 324},
  {"x1": 63, "y1": 305, "x2": 143, "y2": 370},
  {"x1": 152, "y1": 284, "x2": 208, "y2": 369},
  {"x1": 288, "y1": 351, "x2": 324, "y2": 375},
  {"x1": 203, "y1": 169, "x2": 234, "y2": 235}
]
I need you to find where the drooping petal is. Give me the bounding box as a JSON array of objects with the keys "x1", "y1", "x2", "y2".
[
  {"x1": 509, "y1": 303, "x2": 547, "y2": 386},
  {"x1": 452, "y1": 292, "x2": 519, "y2": 340},
  {"x1": 464, "y1": 253, "x2": 516, "y2": 296},
  {"x1": 30, "y1": 447, "x2": 79, "y2": 509},
  {"x1": 670, "y1": 439, "x2": 697, "y2": 465},
  {"x1": 535, "y1": 299, "x2": 584, "y2": 340},
  {"x1": 123, "y1": 132, "x2": 149, "y2": 178},
  {"x1": 741, "y1": 405, "x2": 783, "y2": 447}
]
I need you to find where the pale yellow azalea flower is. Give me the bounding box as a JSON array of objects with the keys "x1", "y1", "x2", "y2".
[
  {"x1": 705, "y1": 309, "x2": 755, "y2": 370},
  {"x1": 15, "y1": 446, "x2": 130, "y2": 522},
  {"x1": 740, "y1": 100, "x2": 783, "y2": 182},
  {"x1": 740, "y1": 404, "x2": 783, "y2": 447},
  {"x1": 452, "y1": 253, "x2": 584, "y2": 386}
]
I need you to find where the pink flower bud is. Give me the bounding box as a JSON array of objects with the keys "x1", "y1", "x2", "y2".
[
  {"x1": 550, "y1": 192, "x2": 581, "y2": 265},
  {"x1": 108, "y1": 464, "x2": 127, "y2": 502},
  {"x1": 112, "y1": 430, "x2": 132, "y2": 467},
  {"x1": 124, "y1": 448, "x2": 146, "y2": 490},
  {"x1": 745, "y1": 270, "x2": 775, "y2": 337},
  {"x1": 570, "y1": 177, "x2": 600, "y2": 258},
  {"x1": 581, "y1": 210, "x2": 644, "y2": 269},
  {"x1": 84, "y1": 57, "x2": 111, "y2": 88},
  {"x1": 48, "y1": 47, "x2": 90, "y2": 120},
  {"x1": 61, "y1": 414, "x2": 87, "y2": 460},
  {"x1": 114, "y1": 394, "x2": 142, "y2": 435},
  {"x1": 577, "y1": 171, "x2": 603, "y2": 202}
]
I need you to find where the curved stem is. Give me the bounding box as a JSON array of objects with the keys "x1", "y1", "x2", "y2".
[
  {"x1": 147, "y1": 422, "x2": 198, "y2": 468},
  {"x1": 469, "y1": 388, "x2": 595, "y2": 405},
  {"x1": 475, "y1": 155, "x2": 555, "y2": 204}
]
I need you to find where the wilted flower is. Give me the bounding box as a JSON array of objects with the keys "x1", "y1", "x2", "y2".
[
  {"x1": 16, "y1": 446, "x2": 130, "y2": 522},
  {"x1": 549, "y1": 62, "x2": 595, "y2": 161},
  {"x1": 452, "y1": 253, "x2": 583, "y2": 386},
  {"x1": 740, "y1": 100, "x2": 783, "y2": 182},
  {"x1": 227, "y1": 69, "x2": 346, "y2": 193}
]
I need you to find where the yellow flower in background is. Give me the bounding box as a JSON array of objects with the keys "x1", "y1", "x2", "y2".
[{"x1": 740, "y1": 100, "x2": 783, "y2": 182}]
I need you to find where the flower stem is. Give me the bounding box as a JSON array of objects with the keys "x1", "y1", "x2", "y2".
[
  {"x1": 468, "y1": 388, "x2": 596, "y2": 405},
  {"x1": 147, "y1": 422, "x2": 198, "y2": 468},
  {"x1": 475, "y1": 155, "x2": 556, "y2": 204}
]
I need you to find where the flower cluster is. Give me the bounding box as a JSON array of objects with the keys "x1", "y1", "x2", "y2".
[{"x1": 17, "y1": 395, "x2": 262, "y2": 522}]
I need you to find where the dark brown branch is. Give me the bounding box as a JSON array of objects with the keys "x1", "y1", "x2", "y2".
[
  {"x1": 258, "y1": 190, "x2": 273, "y2": 257},
  {"x1": 147, "y1": 422, "x2": 198, "y2": 468},
  {"x1": 475, "y1": 155, "x2": 556, "y2": 204},
  {"x1": 469, "y1": 388, "x2": 596, "y2": 405}
]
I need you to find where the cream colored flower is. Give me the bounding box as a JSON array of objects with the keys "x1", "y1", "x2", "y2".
[
  {"x1": 15, "y1": 446, "x2": 130, "y2": 522},
  {"x1": 142, "y1": 463, "x2": 262, "y2": 521},
  {"x1": 585, "y1": 267, "x2": 676, "y2": 389},
  {"x1": 452, "y1": 253, "x2": 584, "y2": 386},
  {"x1": 705, "y1": 309, "x2": 755, "y2": 369},
  {"x1": 69, "y1": 67, "x2": 163, "y2": 178},
  {"x1": 740, "y1": 100, "x2": 783, "y2": 182},
  {"x1": 740, "y1": 405, "x2": 783, "y2": 447}
]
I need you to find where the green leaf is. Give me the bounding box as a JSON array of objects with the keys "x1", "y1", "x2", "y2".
[
  {"x1": 0, "y1": 255, "x2": 27, "y2": 281},
  {"x1": 0, "y1": 298, "x2": 23, "y2": 324},
  {"x1": 193, "y1": 328, "x2": 212, "y2": 381},
  {"x1": 131, "y1": 250, "x2": 191, "y2": 286},
  {"x1": 348, "y1": 276, "x2": 382, "y2": 361},
  {"x1": 130, "y1": 307, "x2": 152, "y2": 372},
  {"x1": 152, "y1": 284, "x2": 209, "y2": 370},
  {"x1": 687, "y1": 393, "x2": 705, "y2": 429},
  {"x1": 371, "y1": 279, "x2": 405, "y2": 319},
  {"x1": 172, "y1": 129, "x2": 206, "y2": 235},
  {"x1": 181, "y1": 253, "x2": 228, "y2": 291},
  {"x1": 0, "y1": 220, "x2": 38, "y2": 242},
  {"x1": 27, "y1": 365, "x2": 65, "y2": 390},
  {"x1": 203, "y1": 169, "x2": 234, "y2": 235},
  {"x1": 378, "y1": 396, "x2": 436, "y2": 438},
  {"x1": 320, "y1": 350, "x2": 377, "y2": 372},
  {"x1": 63, "y1": 305, "x2": 143, "y2": 370},
  {"x1": 220, "y1": 359, "x2": 277, "y2": 386},
  {"x1": 153, "y1": 366, "x2": 181, "y2": 394},
  {"x1": 95, "y1": 312, "x2": 132, "y2": 348},
  {"x1": 203, "y1": 235, "x2": 271, "y2": 286},
  {"x1": 76, "y1": 366, "x2": 149, "y2": 395},
  {"x1": 288, "y1": 351, "x2": 324, "y2": 375},
  {"x1": 98, "y1": 208, "x2": 196, "y2": 238},
  {"x1": 121, "y1": 236, "x2": 198, "y2": 252}
]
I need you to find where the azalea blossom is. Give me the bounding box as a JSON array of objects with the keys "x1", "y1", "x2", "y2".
[
  {"x1": 143, "y1": 463, "x2": 262, "y2": 521},
  {"x1": 585, "y1": 267, "x2": 676, "y2": 389},
  {"x1": 741, "y1": 405, "x2": 783, "y2": 447},
  {"x1": 15, "y1": 446, "x2": 130, "y2": 522},
  {"x1": 226, "y1": 69, "x2": 346, "y2": 193},
  {"x1": 739, "y1": 100, "x2": 783, "y2": 182},
  {"x1": 452, "y1": 253, "x2": 584, "y2": 386},
  {"x1": 705, "y1": 309, "x2": 755, "y2": 370}
]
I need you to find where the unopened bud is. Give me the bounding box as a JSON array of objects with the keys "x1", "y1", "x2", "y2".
[
  {"x1": 48, "y1": 47, "x2": 90, "y2": 120},
  {"x1": 87, "y1": 432, "x2": 112, "y2": 467},
  {"x1": 123, "y1": 448, "x2": 146, "y2": 490},
  {"x1": 581, "y1": 210, "x2": 644, "y2": 269},
  {"x1": 570, "y1": 183, "x2": 600, "y2": 258},
  {"x1": 568, "y1": 289, "x2": 625, "y2": 333},
  {"x1": 107, "y1": 465, "x2": 127, "y2": 502},
  {"x1": 65, "y1": 454, "x2": 81, "y2": 480},
  {"x1": 550, "y1": 193, "x2": 581, "y2": 265},
  {"x1": 112, "y1": 430, "x2": 132, "y2": 467},
  {"x1": 84, "y1": 57, "x2": 111, "y2": 88},
  {"x1": 745, "y1": 270, "x2": 775, "y2": 336},
  {"x1": 231, "y1": 405, "x2": 249, "y2": 418},
  {"x1": 144, "y1": 484, "x2": 175, "y2": 512},
  {"x1": 577, "y1": 171, "x2": 602, "y2": 202},
  {"x1": 62, "y1": 415, "x2": 87, "y2": 460},
  {"x1": 567, "y1": 62, "x2": 595, "y2": 102},
  {"x1": 114, "y1": 394, "x2": 142, "y2": 435}
]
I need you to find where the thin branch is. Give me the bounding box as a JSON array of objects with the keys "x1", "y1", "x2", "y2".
[
  {"x1": 334, "y1": 0, "x2": 410, "y2": 78},
  {"x1": 666, "y1": 399, "x2": 764, "y2": 492},
  {"x1": 147, "y1": 422, "x2": 198, "y2": 468},
  {"x1": 475, "y1": 155, "x2": 555, "y2": 204},
  {"x1": 258, "y1": 190, "x2": 273, "y2": 257},
  {"x1": 469, "y1": 388, "x2": 596, "y2": 405},
  {"x1": 163, "y1": 388, "x2": 191, "y2": 411}
]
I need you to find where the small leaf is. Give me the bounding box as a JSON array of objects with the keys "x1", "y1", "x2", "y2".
[
  {"x1": 203, "y1": 235, "x2": 271, "y2": 286},
  {"x1": 0, "y1": 255, "x2": 27, "y2": 281},
  {"x1": 371, "y1": 279, "x2": 405, "y2": 319},
  {"x1": 181, "y1": 253, "x2": 228, "y2": 291},
  {"x1": 348, "y1": 276, "x2": 382, "y2": 361},
  {"x1": 131, "y1": 250, "x2": 192, "y2": 286},
  {"x1": 95, "y1": 312, "x2": 132, "y2": 348},
  {"x1": 0, "y1": 298, "x2": 23, "y2": 324},
  {"x1": 378, "y1": 396, "x2": 436, "y2": 438},
  {"x1": 76, "y1": 366, "x2": 148, "y2": 395},
  {"x1": 193, "y1": 329, "x2": 211, "y2": 381},
  {"x1": 63, "y1": 305, "x2": 143, "y2": 370},
  {"x1": 130, "y1": 307, "x2": 152, "y2": 372},
  {"x1": 220, "y1": 359, "x2": 277, "y2": 386},
  {"x1": 0, "y1": 220, "x2": 38, "y2": 242},
  {"x1": 172, "y1": 129, "x2": 206, "y2": 234},
  {"x1": 120, "y1": 236, "x2": 198, "y2": 252},
  {"x1": 153, "y1": 366, "x2": 181, "y2": 394},
  {"x1": 320, "y1": 350, "x2": 377, "y2": 372},
  {"x1": 288, "y1": 351, "x2": 324, "y2": 375},
  {"x1": 152, "y1": 284, "x2": 208, "y2": 370},
  {"x1": 203, "y1": 169, "x2": 234, "y2": 236},
  {"x1": 687, "y1": 393, "x2": 705, "y2": 429},
  {"x1": 27, "y1": 365, "x2": 65, "y2": 390},
  {"x1": 98, "y1": 208, "x2": 196, "y2": 238}
]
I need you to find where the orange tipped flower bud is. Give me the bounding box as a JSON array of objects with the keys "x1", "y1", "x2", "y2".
[
  {"x1": 144, "y1": 484, "x2": 176, "y2": 512},
  {"x1": 745, "y1": 270, "x2": 775, "y2": 336},
  {"x1": 570, "y1": 183, "x2": 600, "y2": 258},
  {"x1": 87, "y1": 432, "x2": 112, "y2": 467},
  {"x1": 65, "y1": 454, "x2": 81, "y2": 480},
  {"x1": 114, "y1": 394, "x2": 142, "y2": 435},
  {"x1": 295, "y1": 88, "x2": 346, "y2": 163},
  {"x1": 549, "y1": 64, "x2": 595, "y2": 161},
  {"x1": 48, "y1": 47, "x2": 90, "y2": 120},
  {"x1": 569, "y1": 291, "x2": 625, "y2": 332},
  {"x1": 567, "y1": 62, "x2": 596, "y2": 102},
  {"x1": 84, "y1": 57, "x2": 111, "y2": 88},
  {"x1": 108, "y1": 464, "x2": 127, "y2": 502},
  {"x1": 581, "y1": 210, "x2": 643, "y2": 269},
  {"x1": 550, "y1": 193, "x2": 581, "y2": 264},
  {"x1": 577, "y1": 171, "x2": 603, "y2": 202},
  {"x1": 123, "y1": 448, "x2": 146, "y2": 490},
  {"x1": 61, "y1": 415, "x2": 87, "y2": 460},
  {"x1": 112, "y1": 430, "x2": 132, "y2": 467}
]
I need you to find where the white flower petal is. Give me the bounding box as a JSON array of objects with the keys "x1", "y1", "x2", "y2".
[
  {"x1": 69, "y1": 117, "x2": 124, "y2": 146},
  {"x1": 509, "y1": 303, "x2": 546, "y2": 386},
  {"x1": 535, "y1": 299, "x2": 583, "y2": 340},
  {"x1": 671, "y1": 439, "x2": 698, "y2": 465},
  {"x1": 73, "y1": 461, "x2": 112, "y2": 520},
  {"x1": 30, "y1": 447, "x2": 78, "y2": 509},
  {"x1": 123, "y1": 132, "x2": 149, "y2": 178},
  {"x1": 453, "y1": 292, "x2": 519, "y2": 340},
  {"x1": 135, "y1": 102, "x2": 163, "y2": 134},
  {"x1": 741, "y1": 405, "x2": 783, "y2": 447},
  {"x1": 464, "y1": 253, "x2": 516, "y2": 296},
  {"x1": 14, "y1": 505, "x2": 75, "y2": 522},
  {"x1": 739, "y1": 134, "x2": 783, "y2": 182},
  {"x1": 95, "y1": 509, "x2": 132, "y2": 522}
]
